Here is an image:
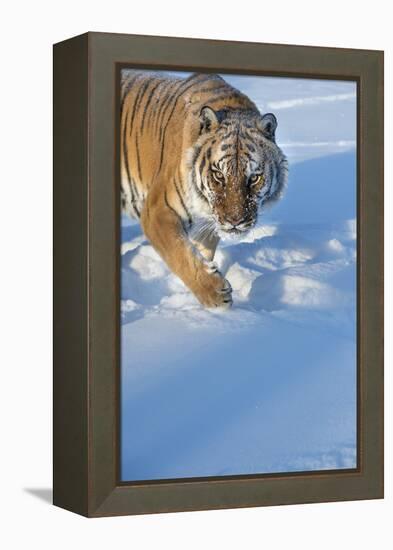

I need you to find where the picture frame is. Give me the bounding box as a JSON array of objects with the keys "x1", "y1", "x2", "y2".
[{"x1": 53, "y1": 31, "x2": 384, "y2": 517}]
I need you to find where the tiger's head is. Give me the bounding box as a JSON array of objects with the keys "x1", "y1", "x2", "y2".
[{"x1": 189, "y1": 106, "x2": 288, "y2": 239}]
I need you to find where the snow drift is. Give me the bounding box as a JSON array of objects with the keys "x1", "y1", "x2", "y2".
[{"x1": 120, "y1": 152, "x2": 357, "y2": 482}]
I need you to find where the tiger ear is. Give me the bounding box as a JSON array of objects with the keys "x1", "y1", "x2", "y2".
[
  {"x1": 261, "y1": 113, "x2": 278, "y2": 141},
  {"x1": 199, "y1": 106, "x2": 219, "y2": 134}
]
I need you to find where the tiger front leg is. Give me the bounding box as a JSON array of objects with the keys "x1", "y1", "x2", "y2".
[{"x1": 140, "y1": 198, "x2": 232, "y2": 308}]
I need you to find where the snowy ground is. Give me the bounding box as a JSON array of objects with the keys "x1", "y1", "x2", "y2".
[{"x1": 120, "y1": 74, "x2": 357, "y2": 482}]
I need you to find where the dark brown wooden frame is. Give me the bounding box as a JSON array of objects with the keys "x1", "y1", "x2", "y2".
[{"x1": 53, "y1": 32, "x2": 384, "y2": 517}]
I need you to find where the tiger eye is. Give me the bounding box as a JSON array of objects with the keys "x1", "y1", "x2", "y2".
[
  {"x1": 249, "y1": 174, "x2": 264, "y2": 185},
  {"x1": 212, "y1": 170, "x2": 225, "y2": 184}
]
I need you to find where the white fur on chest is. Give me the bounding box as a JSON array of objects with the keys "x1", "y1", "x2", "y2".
[{"x1": 186, "y1": 173, "x2": 214, "y2": 220}]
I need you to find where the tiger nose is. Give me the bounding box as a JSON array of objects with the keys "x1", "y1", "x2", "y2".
[{"x1": 226, "y1": 214, "x2": 245, "y2": 226}]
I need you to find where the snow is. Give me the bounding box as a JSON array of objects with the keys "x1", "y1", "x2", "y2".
[{"x1": 120, "y1": 74, "x2": 357, "y2": 482}]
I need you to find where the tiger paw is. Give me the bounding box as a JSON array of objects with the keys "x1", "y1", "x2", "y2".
[{"x1": 193, "y1": 268, "x2": 233, "y2": 309}]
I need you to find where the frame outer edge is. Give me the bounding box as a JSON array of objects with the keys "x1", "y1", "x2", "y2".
[
  {"x1": 53, "y1": 33, "x2": 90, "y2": 517},
  {"x1": 356, "y1": 50, "x2": 384, "y2": 500},
  {"x1": 81, "y1": 32, "x2": 384, "y2": 516}
]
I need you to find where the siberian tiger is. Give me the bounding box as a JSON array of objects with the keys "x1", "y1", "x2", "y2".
[{"x1": 121, "y1": 70, "x2": 288, "y2": 308}]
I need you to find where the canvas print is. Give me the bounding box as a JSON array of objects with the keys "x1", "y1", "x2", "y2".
[{"x1": 120, "y1": 69, "x2": 357, "y2": 482}]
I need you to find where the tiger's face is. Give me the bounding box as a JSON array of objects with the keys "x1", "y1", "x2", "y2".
[{"x1": 190, "y1": 107, "x2": 288, "y2": 239}]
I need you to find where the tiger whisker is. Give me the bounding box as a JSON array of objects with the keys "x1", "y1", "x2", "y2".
[
  {"x1": 190, "y1": 218, "x2": 216, "y2": 241},
  {"x1": 197, "y1": 224, "x2": 215, "y2": 240}
]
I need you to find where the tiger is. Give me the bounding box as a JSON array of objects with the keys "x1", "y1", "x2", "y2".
[{"x1": 121, "y1": 70, "x2": 288, "y2": 308}]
